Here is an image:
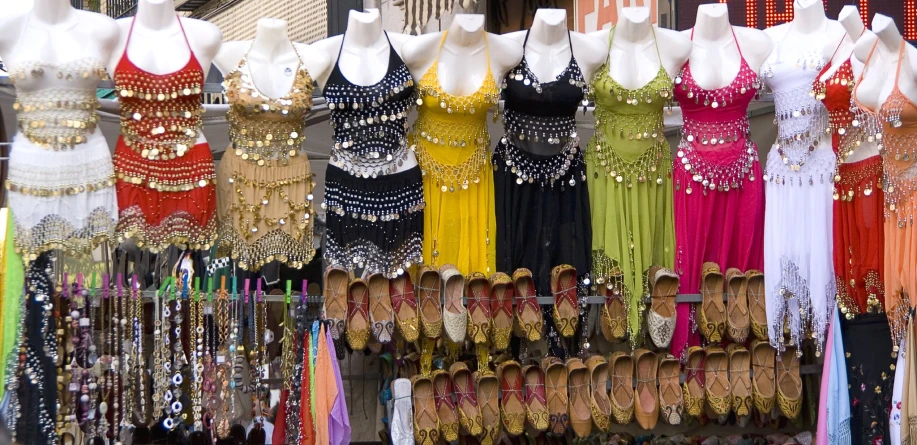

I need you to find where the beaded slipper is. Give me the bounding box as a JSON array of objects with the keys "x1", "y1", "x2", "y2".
[
  {"x1": 390, "y1": 273, "x2": 420, "y2": 342},
  {"x1": 322, "y1": 266, "x2": 349, "y2": 346},
  {"x1": 657, "y1": 353, "x2": 684, "y2": 425},
  {"x1": 726, "y1": 268, "x2": 750, "y2": 343},
  {"x1": 417, "y1": 267, "x2": 443, "y2": 339},
  {"x1": 498, "y1": 360, "x2": 526, "y2": 436},
  {"x1": 513, "y1": 268, "x2": 543, "y2": 341},
  {"x1": 647, "y1": 266, "x2": 679, "y2": 349},
  {"x1": 777, "y1": 346, "x2": 802, "y2": 420},
  {"x1": 566, "y1": 357, "x2": 592, "y2": 438},
  {"x1": 440, "y1": 265, "x2": 467, "y2": 345},
  {"x1": 490, "y1": 272, "x2": 515, "y2": 351},
  {"x1": 466, "y1": 273, "x2": 492, "y2": 345},
  {"x1": 542, "y1": 356, "x2": 569, "y2": 436},
  {"x1": 746, "y1": 270, "x2": 768, "y2": 341},
  {"x1": 727, "y1": 343, "x2": 753, "y2": 426},
  {"x1": 551, "y1": 264, "x2": 578, "y2": 338},
  {"x1": 411, "y1": 374, "x2": 440, "y2": 445},
  {"x1": 367, "y1": 273, "x2": 395, "y2": 344},
  {"x1": 475, "y1": 371, "x2": 501, "y2": 445},
  {"x1": 682, "y1": 346, "x2": 706, "y2": 418},
  {"x1": 450, "y1": 362, "x2": 483, "y2": 436},
  {"x1": 432, "y1": 370, "x2": 460, "y2": 442},
  {"x1": 697, "y1": 262, "x2": 726, "y2": 342},
  {"x1": 522, "y1": 362, "x2": 549, "y2": 432},
  {"x1": 585, "y1": 355, "x2": 612, "y2": 433},
  {"x1": 608, "y1": 351, "x2": 635, "y2": 425},
  {"x1": 599, "y1": 270, "x2": 628, "y2": 343},
  {"x1": 345, "y1": 278, "x2": 370, "y2": 351},
  {"x1": 751, "y1": 339, "x2": 777, "y2": 416},
  {"x1": 704, "y1": 345, "x2": 731, "y2": 420}
]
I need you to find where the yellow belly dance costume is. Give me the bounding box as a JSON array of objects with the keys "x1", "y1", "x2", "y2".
[
  {"x1": 217, "y1": 48, "x2": 317, "y2": 271},
  {"x1": 587, "y1": 27, "x2": 676, "y2": 347},
  {"x1": 409, "y1": 32, "x2": 501, "y2": 275}
]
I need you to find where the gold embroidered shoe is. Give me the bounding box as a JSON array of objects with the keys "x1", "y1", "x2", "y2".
[
  {"x1": 497, "y1": 360, "x2": 525, "y2": 436},
  {"x1": 566, "y1": 358, "x2": 593, "y2": 438},
  {"x1": 633, "y1": 349, "x2": 659, "y2": 430},
  {"x1": 475, "y1": 371, "x2": 501, "y2": 445},
  {"x1": 725, "y1": 268, "x2": 750, "y2": 343},
  {"x1": 551, "y1": 264, "x2": 579, "y2": 338},
  {"x1": 647, "y1": 266, "x2": 679, "y2": 349},
  {"x1": 450, "y1": 362, "x2": 483, "y2": 436},
  {"x1": 390, "y1": 273, "x2": 420, "y2": 342},
  {"x1": 323, "y1": 266, "x2": 349, "y2": 344},
  {"x1": 727, "y1": 343, "x2": 753, "y2": 426},
  {"x1": 697, "y1": 262, "x2": 726, "y2": 342},
  {"x1": 776, "y1": 345, "x2": 802, "y2": 420},
  {"x1": 440, "y1": 265, "x2": 467, "y2": 345},
  {"x1": 490, "y1": 272, "x2": 515, "y2": 351},
  {"x1": 411, "y1": 374, "x2": 441, "y2": 445},
  {"x1": 417, "y1": 267, "x2": 443, "y2": 339},
  {"x1": 513, "y1": 268, "x2": 543, "y2": 341},
  {"x1": 682, "y1": 346, "x2": 706, "y2": 418},
  {"x1": 599, "y1": 270, "x2": 628, "y2": 343},
  {"x1": 522, "y1": 363, "x2": 549, "y2": 432},
  {"x1": 751, "y1": 339, "x2": 777, "y2": 416},
  {"x1": 367, "y1": 272, "x2": 395, "y2": 344},
  {"x1": 345, "y1": 278, "x2": 370, "y2": 351},
  {"x1": 585, "y1": 355, "x2": 612, "y2": 433},
  {"x1": 432, "y1": 370, "x2": 460, "y2": 442},
  {"x1": 746, "y1": 270, "x2": 769, "y2": 341},
  {"x1": 657, "y1": 353, "x2": 684, "y2": 425},
  {"x1": 608, "y1": 351, "x2": 634, "y2": 425},
  {"x1": 704, "y1": 345, "x2": 731, "y2": 420},
  {"x1": 542, "y1": 356, "x2": 569, "y2": 435},
  {"x1": 466, "y1": 273, "x2": 492, "y2": 345}
]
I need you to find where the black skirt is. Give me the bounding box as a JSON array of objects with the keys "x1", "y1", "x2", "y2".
[
  {"x1": 492, "y1": 139, "x2": 592, "y2": 295},
  {"x1": 842, "y1": 313, "x2": 895, "y2": 445},
  {"x1": 323, "y1": 163, "x2": 424, "y2": 277}
]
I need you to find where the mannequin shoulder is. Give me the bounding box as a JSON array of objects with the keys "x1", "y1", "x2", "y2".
[
  {"x1": 733, "y1": 26, "x2": 773, "y2": 70},
  {"x1": 503, "y1": 30, "x2": 527, "y2": 46},
  {"x1": 484, "y1": 32, "x2": 523, "y2": 74},
  {"x1": 763, "y1": 23, "x2": 790, "y2": 43},
  {"x1": 385, "y1": 32, "x2": 415, "y2": 59},
  {"x1": 77, "y1": 11, "x2": 120, "y2": 45},
  {"x1": 569, "y1": 32, "x2": 607, "y2": 67},
  {"x1": 0, "y1": 12, "x2": 28, "y2": 55},
  {"x1": 402, "y1": 32, "x2": 445, "y2": 76},
  {"x1": 213, "y1": 40, "x2": 250, "y2": 75},
  {"x1": 179, "y1": 18, "x2": 223, "y2": 57},
  {"x1": 587, "y1": 28, "x2": 611, "y2": 43},
  {"x1": 852, "y1": 31, "x2": 878, "y2": 64},
  {"x1": 823, "y1": 20, "x2": 847, "y2": 53},
  {"x1": 905, "y1": 43, "x2": 917, "y2": 74},
  {"x1": 655, "y1": 27, "x2": 691, "y2": 61},
  {"x1": 293, "y1": 42, "x2": 332, "y2": 83}
]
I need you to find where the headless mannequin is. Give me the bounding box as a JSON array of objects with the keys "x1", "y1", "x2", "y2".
[
  {"x1": 763, "y1": 0, "x2": 846, "y2": 66},
  {"x1": 588, "y1": 7, "x2": 691, "y2": 90},
  {"x1": 854, "y1": 15, "x2": 917, "y2": 113},
  {"x1": 684, "y1": 4, "x2": 772, "y2": 90},
  {"x1": 108, "y1": 0, "x2": 221, "y2": 145},
  {"x1": 214, "y1": 18, "x2": 330, "y2": 100},
  {"x1": 504, "y1": 8, "x2": 606, "y2": 84},
  {"x1": 403, "y1": 14, "x2": 523, "y2": 97},
  {"x1": 313, "y1": 9, "x2": 417, "y2": 174}
]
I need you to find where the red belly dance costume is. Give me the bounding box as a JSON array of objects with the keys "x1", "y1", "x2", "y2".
[{"x1": 112, "y1": 18, "x2": 217, "y2": 252}]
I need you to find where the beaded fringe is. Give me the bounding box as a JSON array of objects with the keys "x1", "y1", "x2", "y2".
[
  {"x1": 216, "y1": 222, "x2": 315, "y2": 271},
  {"x1": 14, "y1": 206, "x2": 115, "y2": 262},
  {"x1": 116, "y1": 205, "x2": 217, "y2": 253}
]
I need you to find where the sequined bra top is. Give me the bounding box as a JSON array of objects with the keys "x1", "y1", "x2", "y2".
[
  {"x1": 224, "y1": 48, "x2": 314, "y2": 167},
  {"x1": 323, "y1": 32, "x2": 415, "y2": 177},
  {"x1": 812, "y1": 37, "x2": 858, "y2": 164},
  {"x1": 114, "y1": 18, "x2": 205, "y2": 162},
  {"x1": 8, "y1": 16, "x2": 108, "y2": 150},
  {"x1": 672, "y1": 27, "x2": 760, "y2": 192},
  {"x1": 411, "y1": 31, "x2": 501, "y2": 193},
  {"x1": 588, "y1": 26, "x2": 673, "y2": 186}
]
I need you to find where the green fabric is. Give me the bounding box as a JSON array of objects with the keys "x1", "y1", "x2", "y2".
[
  {"x1": 586, "y1": 27, "x2": 675, "y2": 348},
  {"x1": 0, "y1": 208, "x2": 24, "y2": 398}
]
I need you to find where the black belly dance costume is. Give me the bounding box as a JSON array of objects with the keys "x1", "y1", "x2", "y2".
[
  {"x1": 493, "y1": 30, "x2": 592, "y2": 295},
  {"x1": 321, "y1": 32, "x2": 425, "y2": 278}
]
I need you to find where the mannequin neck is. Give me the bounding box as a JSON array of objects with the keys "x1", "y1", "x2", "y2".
[
  {"x1": 445, "y1": 18, "x2": 485, "y2": 48},
  {"x1": 31, "y1": 0, "x2": 77, "y2": 24},
  {"x1": 875, "y1": 20, "x2": 902, "y2": 53},
  {"x1": 838, "y1": 9, "x2": 865, "y2": 39},
  {"x1": 614, "y1": 13, "x2": 653, "y2": 45},
  {"x1": 528, "y1": 12, "x2": 567, "y2": 47},
  {"x1": 791, "y1": 0, "x2": 827, "y2": 34},
  {"x1": 343, "y1": 11, "x2": 383, "y2": 47},
  {"x1": 693, "y1": 8, "x2": 732, "y2": 42},
  {"x1": 250, "y1": 20, "x2": 293, "y2": 59},
  {"x1": 135, "y1": 0, "x2": 178, "y2": 31}
]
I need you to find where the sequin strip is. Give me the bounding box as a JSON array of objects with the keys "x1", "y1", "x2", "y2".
[
  {"x1": 325, "y1": 237, "x2": 423, "y2": 278},
  {"x1": 5, "y1": 176, "x2": 115, "y2": 197},
  {"x1": 14, "y1": 207, "x2": 115, "y2": 261},
  {"x1": 493, "y1": 136, "x2": 585, "y2": 188}
]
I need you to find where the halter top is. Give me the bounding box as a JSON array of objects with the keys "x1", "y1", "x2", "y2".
[
  {"x1": 223, "y1": 47, "x2": 314, "y2": 167},
  {"x1": 323, "y1": 32, "x2": 415, "y2": 177},
  {"x1": 813, "y1": 40, "x2": 857, "y2": 159},
  {"x1": 497, "y1": 30, "x2": 589, "y2": 187},
  {"x1": 114, "y1": 18, "x2": 205, "y2": 163},
  {"x1": 673, "y1": 27, "x2": 761, "y2": 192},
  {"x1": 588, "y1": 26, "x2": 673, "y2": 186}
]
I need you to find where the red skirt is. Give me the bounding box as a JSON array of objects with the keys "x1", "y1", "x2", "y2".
[{"x1": 113, "y1": 137, "x2": 217, "y2": 252}]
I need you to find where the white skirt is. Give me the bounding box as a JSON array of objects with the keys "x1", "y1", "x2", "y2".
[
  {"x1": 763, "y1": 143, "x2": 836, "y2": 355},
  {"x1": 7, "y1": 131, "x2": 118, "y2": 258}
]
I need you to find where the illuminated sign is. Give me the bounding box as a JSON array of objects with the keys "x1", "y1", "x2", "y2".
[
  {"x1": 576, "y1": 0, "x2": 660, "y2": 32},
  {"x1": 676, "y1": 0, "x2": 916, "y2": 40}
]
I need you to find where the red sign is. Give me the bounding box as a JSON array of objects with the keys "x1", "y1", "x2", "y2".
[
  {"x1": 577, "y1": 0, "x2": 660, "y2": 32},
  {"x1": 676, "y1": 0, "x2": 917, "y2": 41}
]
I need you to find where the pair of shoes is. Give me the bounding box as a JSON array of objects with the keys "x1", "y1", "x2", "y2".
[
  {"x1": 633, "y1": 349, "x2": 659, "y2": 430},
  {"x1": 513, "y1": 269, "x2": 544, "y2": 342},
  {"x1": 647, "y1": 266, "x2": 679, "y2": 349},
  {"x1": 440, "y1": 265, "x2": 467, "y2": 345},
  {"x1": 751, "y1": 339, "x2": 777, "y2": 416},
  {"x1": 657, "y1": 353, "x2": 683, "y2": 425},
  {"x1": 727, "y1": 343, "x2": 753, "y2": 426},
  {"x1": 542, "y1": 357, "x2": 569, "y2": 436},
  {"x1": 746, "y1": 270, "x2": 768, "y2": 341},
  {"x1": 466, "y1": 273, "x2": 493, "y2": 344},
  {"x1": 682, "y1": 346, "x2": 705, "y2": 418},
  {"x1": 704, "y1": 345, "x2": 731, "y2": 420},
  {"x1": 585, "y1": 356, "x2": 613, "y2": 433},
  {"x1": 608, "y1": 351, "x2": 635, "y2": 424},
  {"x1": 776, "y1": 346, "x2": 802, "y2": 419},
  {"x1": 417, "y1": 267, "x2": 443, "y2": 339},
  {"x1": 489, "y1": 272, "x2": 515, "y2": 351},
  {"x1": 599, "y1": 271, "x2": 628, "y2": 343},
  {"x1": 697, "y1": 262, "x2": 726, "y2": 342},
  {"x1": 326, "y1": 266, "x2": 397, "y2": 348},
  {"x1": 551, "y1": 265, "x2": 579, "y2": 338}
]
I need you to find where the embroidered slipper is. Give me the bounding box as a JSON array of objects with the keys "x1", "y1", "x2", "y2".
[
  {"x1": 513, "y1": 268, "x2": 543, "y2": 342},
  {"x1": 551, "y1": 264, "x2": 578, "y2": 338},
  {"x1": 390, "y1": 272, "x2": 420, "y2": 342},
  {"x1": 608, "y1": 351, "x2": 634, "y2": 425},
  {"x1": 490, "y1": 272, "x2": 515, "y2": 351},
  {"x1": 345, "y1": 278, "x2": 370, "y2": 351},
  {"x1": 726, "y1": 268, "x2": 750, "y2": 343},
  {"x1": 647, "y1": 266, "x2": 679, "y2": 349}
]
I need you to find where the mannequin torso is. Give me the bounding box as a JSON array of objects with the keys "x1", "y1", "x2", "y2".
[
  {"x1": 588, "y1": 7, "x2": 691, "y2": 90},
  {"x1": 853, "y1": 15, "x2": 917, "y2": 113},
  {"x1": 682, "y1": 4, "x2": 772, "y2": 90},
  {"x1": 214, "y1": 18, "x2": 330, "y2": 100},
  {"x1": 402, "y1": 14, "x2": 523, "y2": 97},
  {"x1": 763, "y1": 0, "x2": 846, "y2": 73},
  {"x1": 504, "y1": 8, "x2": 606, "y2": 83}
]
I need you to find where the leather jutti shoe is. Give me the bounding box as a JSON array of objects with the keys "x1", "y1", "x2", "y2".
[
  {"x1": 441, "y1": 265, "x2": 467, "y2": 345},
  {"x1": 599, "y1": 271, "x2": 627, "y2": 343},
  {"x1": 490, "y1": 272, "x2": 515, "y2": 351},
  {"x1": 390, "y1": 273, "x2": 420, "y2": 342},
  {"x1": 450, "y1": 362, "x2": 484, "y2": 436},
  {"x1": 551, "y1": 265, "x2": 579, "y2": 338},
  {"x1": 776, "y1": 346, "x2": 802, "y2": 420},
  {"x1": 746, "y1": 270, "x2": 768, "y2": 341},
  {"x1": 345, "y1": 278, "x2": 370, "y2": 351},
  {"x1": 727, "y1": 343, "x2": 753, "y2": 426},
  {"x1": 704, "y1": 345, "x2": 731, "y2": 420},
  {"x1": 417, "y1": 267, "x2": 443, "y2": 339},
  {"x1": 522, "y1": 363, "x2": 549, "y2": 432},
  {"x1": 323, "y1": 266, "x2": 349, "y2": 347},
  {"x1": 475, "y1": 371, "x2": 501, "y2": 445},
  {"x1": 497, "y1": 360, "x2": 525, "y2": 436},
  {"x1": 657, "y1": 353, "x2": 684, "y2": 425},
  {"x1": 633, "y1": 349, "x2": 659, "y2": 430},
  {"x1": 647, "y1": 266, "x2": 679, "y2": 349},
  {"x1": 682, "y1": 346, "x2": 706, "y2": 418},
  {"x1": 608, "y1": 351, "x2": 634, "y2": 425},
  {"x1": 513, "y1": 268, "x2": 543, "y2": 341},
  {"x1": 751, "y1": 339, "x2": 777, "y2": 416},
  {"x1": 367, "y1": 273, "x2": 395, "y2": 344},
  {"x1": 432, "y1": 370, "x2": 460, "y2": 442},
  {"x1": 566, "y1": 358, "x2": 592, "y2": 438},
  {"x1": 541, "y1": 357, "x2": 569, "y2": 436},
  {"x1": 697, "y1": 262, "x2": 726, "y2": 342},
  {"x1": 411, "y1": 375, "x2": 441, "y2": 445},
  {"x1": 466, "y1": 273, "x2": 493, "y2": 345},
  {"x1": 585, "y1": 355, "x2": 612, "y2": 433},
  {"x1": 725, "y1": 268, "x2": 750, "y2": 343}
]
